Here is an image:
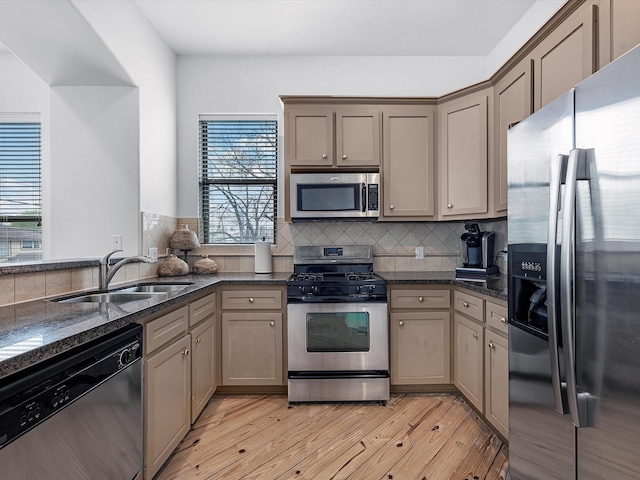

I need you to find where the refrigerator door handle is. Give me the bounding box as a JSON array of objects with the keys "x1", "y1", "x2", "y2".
[
  {"x1": 560, "y1": 147, "x2": 589, "y2": 428},
  {"x1": 547, "y1": 153, "x2": 568, "y2": 414}
]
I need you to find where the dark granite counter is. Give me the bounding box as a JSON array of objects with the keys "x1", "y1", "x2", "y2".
[
  {"x1": 0, "y1": 270, "x2": 507, "y2": 381},
  {"x1": 380, "y1": 271, "x2": 508, "y2": 301}
]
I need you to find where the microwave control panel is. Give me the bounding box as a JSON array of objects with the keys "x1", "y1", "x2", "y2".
[{"x1": 367, "y1": 184, "x2": 379, "y2": 210}]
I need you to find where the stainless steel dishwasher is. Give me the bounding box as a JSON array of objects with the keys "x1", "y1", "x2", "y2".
[{"x1": 0, "y1": 323, "x2": 143, "y2": 480}]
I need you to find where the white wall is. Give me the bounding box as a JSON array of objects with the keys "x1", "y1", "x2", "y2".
[
  {"x1": 49, "y1": 86, "x2": 140, "y2": 259},
  {"x1": 72, "y1": 0, "x2": 178, "y2": 218},
  {"x1": 176, "y1": 55, "x2": 486, "y2": 218}
]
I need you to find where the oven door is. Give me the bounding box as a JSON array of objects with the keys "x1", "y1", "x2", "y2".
[{"x1": 287, "y1": 302, "x2": 388, "y2": 372}]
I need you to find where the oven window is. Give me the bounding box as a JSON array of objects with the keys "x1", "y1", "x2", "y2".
[
  {"x1": 297, "y1": 184, "x2": 360, "y2": 211},
  {"x1": 306, "y1": 312, "x2": 370, "y2": 352}
]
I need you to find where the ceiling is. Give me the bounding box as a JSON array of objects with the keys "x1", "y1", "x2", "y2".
[{"x1": 133, "y1": 0, "x2": 544, "y2": 57}]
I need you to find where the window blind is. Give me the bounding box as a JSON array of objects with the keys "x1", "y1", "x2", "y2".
[{"x1": 199, "y1": 117, "x2": 278, "y2": 244}]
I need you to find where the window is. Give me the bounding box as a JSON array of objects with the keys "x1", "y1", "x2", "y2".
[
  {"x1": 21, "y1": 240, "x2": 41, "y2": 250},
  {"x1": 199, "y1": 115, "x2": 278, "y2": 244},
  {"x1": 0, "y1": 115, "x2": 42, "y2": 263}
]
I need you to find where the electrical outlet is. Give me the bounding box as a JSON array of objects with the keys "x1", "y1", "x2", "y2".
[
  {"x1": 148, "y1": 247, "x2": 158, "y2": 263},
  {"x1": 415, "y1": 246, "x2": 424, "y2": 260},
  {"x1": 112, "y1": 235, "x2": 122, "y2": 251}
]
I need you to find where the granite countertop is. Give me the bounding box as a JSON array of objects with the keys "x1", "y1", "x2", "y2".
[{"x1": 0, "y1": 271, "x2": 506, "y2": 381}]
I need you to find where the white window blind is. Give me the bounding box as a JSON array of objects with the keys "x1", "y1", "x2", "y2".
[
  {"x1": 0, "y1": 114, "x2": 42, "y2": 263},
  {"x1": 199, "y1": 116, "x2": 277, "y2": 244}
]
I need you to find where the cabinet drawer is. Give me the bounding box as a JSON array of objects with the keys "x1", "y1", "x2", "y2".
[
  {"x1": 454, "y1": 290, "x2": 484, "y2": 322},
  {"x1": 221, "y1": 290, "x2": 282, "y2": 310},
  {"x1": 390, "y1": 289, "x2": 450, "y2": 309},
  {"x1": 486, "y1": 301, "x2": 508, "y2": 335},
  {"x1": 189, "y1": 293, "x2": 215, "y2": 327},
  {"x1": 144, "y1": 306, "x2": 189, "y2": 354}
]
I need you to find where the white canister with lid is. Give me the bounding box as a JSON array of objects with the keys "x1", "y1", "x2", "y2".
[{"x1": 254, "y1": 237, "x2": 272, "y2": 274}]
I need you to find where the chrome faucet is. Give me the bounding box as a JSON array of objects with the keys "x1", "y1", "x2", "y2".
[{"x1": 99, "y1": 249, "x2": 151, "y2": 290}]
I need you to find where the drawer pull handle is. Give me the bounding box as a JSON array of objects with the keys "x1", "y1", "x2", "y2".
[
  {"x1": 342, "y1": 154, "x2": 347, "y2": 159},
  {"x1": 183, "y1": 349, "x2": 189, "y2": 356},
  {"x1": 418, "y1": 296, "x2": 424, "y2": 302},
  {"x1": 488, "y1": 342, "x2": 495, "y2": 349},
  {"x1": 269, "y1": 321, "x2": 275, "y2": 326},
  {"x1": 463, "y1": 301, "x2": 469, "y2": 308},
  {"x1": 500, "y1": 317, "x2": 507, "y2": 324},
  {"x1": 322, "y1": 154, "x2": 328, "y2": 159},
  {"x1": 447, "y1": 203, "x2": 453, "y2": 209},
  {"x1": 399, "y1": 321, "x2": 404, "y2": 327},
  {"x1": 249, "y1": 297, "x2": 254, "y2": 303},
  {"x1": 473, "y1": 333, "x2": 479, "y2": 339},
  {"x1": 390, "y1": 205, "x2": 395, "y2": 210}
]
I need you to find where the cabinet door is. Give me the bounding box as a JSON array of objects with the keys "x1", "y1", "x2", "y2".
[
  {"x1": 381, "y1": 107, "x2": 436, "y2": 219},
  {"x1": 390, "y1": 311, "x2": 450, "y2": 384},
  {"x1": 532, "y1": 2, "x2": 596, "y2": 110},
  {"x1": 494, "y1": 59, "x2": 532, "y2": 213},
  {"x1": 453, "y1": 313, "x2": 484, "y2": 411},
  {"x1": 221, "y1": 312, "x2": 283, "y2": 385},
  {"x1": 144, "y1": 335, "x2": 191, "y2": 479},
  {"x1": 439, "y1": 93, "x2": 489, "y2": 217},
  {"x1": 287, "y1": 109, "x2": 334, "y2": 166},
  {"x1": 336, "y1": 108, "x2": 380, "y2": 167},
  {"x1": 611, "y1": 0, "x2": 640, "y2": 61},
  {"x1": 191, "y1": 318, "x2": 215, "y2": 424},
  {"x1": 485, "y1": 331, "x2": 509, "y2": 439}
]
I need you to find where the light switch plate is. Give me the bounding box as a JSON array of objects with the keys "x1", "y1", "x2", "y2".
[
  {"x1": 415, "y1": 246, "x2": 424, "y2": 259},
  {"x1": 148, "y1": 247, "x2": 158, "y2": 263}
]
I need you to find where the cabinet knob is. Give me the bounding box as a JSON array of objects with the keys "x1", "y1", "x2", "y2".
[
  {"x1": 390, "y1": 205, "x2": 394, "y2": 210},
  {"x1": 322, "y1": 154, "x2": 328, "y2": 159},
  {"x1": 500, "y1": 317, "x2": 507, "y2": 324},
  {"x1": 488, "y1": 341, "x2": 495, "y2": 349},
  {"x1": 342, "y1": 154, "x2": 347, "y2": 159},
  {"x1": 249, "y1": 297, "x2": 254, "y2": 303},
  {"x1": 418, "y1": 296, "x2": 424, "y2": 302},
  {"x1": 473, "y1": 333, "x2": 479, "y2": 339},
  {"x1": 183, "y1": 349, "x2": 189, "y2": 356},
  {"x1": 447, "y1": 204, "x2": 453, "y2": 209},
  {"x1": 195, "y1": 338, "x2": 201, "y2": 344},
  {"x1": 399, "y1": 321, "x2": 404, "y2": 327},
  {"x1": 269, "y1": 321, "x2": 275, "y2": 326},
  {"x1": 463, "y1": 301, "x2": 469, "y2": 308}
]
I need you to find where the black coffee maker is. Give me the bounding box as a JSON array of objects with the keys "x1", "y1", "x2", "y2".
[{"x1": 456, "y1": 222, "x2": 499, "y2": 278}]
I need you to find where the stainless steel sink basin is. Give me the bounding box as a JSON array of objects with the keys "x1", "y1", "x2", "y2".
[
  {"x1": 119, "y1": 282, "x2": 193, "y2": 293},
  {"x1": 55, "y1": 292, "x2": 162, "y2": 303}
]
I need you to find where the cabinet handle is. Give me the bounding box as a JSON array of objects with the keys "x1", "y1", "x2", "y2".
[
  {"x1": 447, "y1": 204, "x2": 453, "y2": 209},
  {"x1": 390, "y1": 205, "x2": 395, "y2": 210},
  {"x1": 418, "y1": 296, "x2": 424, "y2": 302},
  {"x1": 195, "y1": 338, "x2": 201, "y2": 344},
  {"x1": 463, "y1": 301, "x2": 469, "y2": 308},
  {"x1": 269, "y1": 321, "x2": 275, "y2": 326},
  {"x1": 488, "y1": 341, "x2": 495, "y2": 349},
  {"x1": 500, "y1": 317, "x2": 507, "y2": 324},
  {"x1": 249, "y1": 297, "x2": 254, "y2": 303},
  {"x1": 473, "y1": 333, "x2": 479, "y2": 339},
  {"x1": 342, "y1": 154, "x2": 347, "y2": 159},
  {"x1": 183, "y1": 349, "x2": 189, "y2": 356},
  {"x1": 399, "y1": 321, "x2": 404, "y2": 327},
  {"x1": 322, "y1": 154, "x2": 327, "y2": 159}
]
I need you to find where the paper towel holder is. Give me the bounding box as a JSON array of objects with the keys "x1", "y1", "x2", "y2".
[{"x1": 255, "y1": 236, "x2": 272, "y2": 274}]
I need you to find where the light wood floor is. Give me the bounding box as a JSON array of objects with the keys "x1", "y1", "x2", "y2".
[{"x1": 157, "y1": 393, "x2": 508, "y2": 480}]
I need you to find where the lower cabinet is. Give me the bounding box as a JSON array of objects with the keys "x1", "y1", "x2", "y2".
[
  {"x1": 190, "y1": 318, "x2": 215, "y2": 423},
  {"x1": 453, "y1": 288, "x2": 509, "y2": 439},
  {"x1": 220, "y1": 287, "x2": 285, "y2": 386},
  {"x1": 389, "y1": 287, "x2": 451, "y2": 385}
]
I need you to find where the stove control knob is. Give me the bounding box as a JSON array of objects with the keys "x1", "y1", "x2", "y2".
[
  {"x1": 312, "y1": 286, "x2": 319, "y2": 295},
  {"x1": 119, "y1": 349, "x2": 131, "y2": 366},
  {"x1": 368, "y1": 285, "x2": 375, "y2": 293}
]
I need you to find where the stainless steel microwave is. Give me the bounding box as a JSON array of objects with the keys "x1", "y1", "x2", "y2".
[{"x1": 290, "y1": 172, "x2": 380, "y2": 220}]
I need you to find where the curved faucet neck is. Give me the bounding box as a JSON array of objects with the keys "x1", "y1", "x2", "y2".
[{"x1": 99, "y1": 250, "x2": 150, "y2": 290}]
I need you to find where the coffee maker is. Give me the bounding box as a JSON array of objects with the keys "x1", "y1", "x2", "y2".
[{"x1": 456, "y1": 222, "x2": 499, "y2": 279}]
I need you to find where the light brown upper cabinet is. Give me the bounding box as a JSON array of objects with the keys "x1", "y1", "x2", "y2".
[
  {"x1": 438, "y1": 90, "x2": 491, "y2": 218},
  {"x1": 531, "y1": 2, "x2": 597, "y2": 111},
  {"x1": 286, "y1": 106, "x2": 380, "y2": 168},
  {"x1": 381, "y1": 105, "x2": 436, "y2": 220},
  {"x1": 610, "y1": 0, "x2": 640, "y2": 62},
  {"x1": 493, "y1": 59, "x2": 533, "y2": 214}
]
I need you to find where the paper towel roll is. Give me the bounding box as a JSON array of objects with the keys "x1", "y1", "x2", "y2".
[{"x1": 254, "y1": 240, "x2": 272, "y2": 274}]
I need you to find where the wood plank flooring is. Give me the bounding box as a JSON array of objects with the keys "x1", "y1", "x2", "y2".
[{"x1": 156, "y1": 393, "x2": 508, "y2": 480}]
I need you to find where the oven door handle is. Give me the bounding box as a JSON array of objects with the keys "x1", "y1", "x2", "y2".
[
  {"x1": 288, "y1": 370, "x2": 390, "y2": 380},
  {"x1": 361, "y1": 183, "x2": 367, "y2": 212}
]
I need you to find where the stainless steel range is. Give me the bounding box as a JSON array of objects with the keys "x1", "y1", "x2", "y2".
[{"x1": 286, "y1": 245, "x2": 389, "y2": 403}]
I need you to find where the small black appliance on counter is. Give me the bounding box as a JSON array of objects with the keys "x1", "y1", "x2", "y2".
[{"x1": 456, "y1": 222, "x2": 499, "y2": 280}]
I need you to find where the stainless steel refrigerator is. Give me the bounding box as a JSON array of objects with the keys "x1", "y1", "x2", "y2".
[{"x1": 507, "y1": 44, "x2": 640, "y2": 480}]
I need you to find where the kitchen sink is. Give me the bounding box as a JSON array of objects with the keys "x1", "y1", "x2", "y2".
[
  {"x1": 55, "y1": 292, "x2": 162, "y2": 303},
  {"x1": 119, "y1": 282, "x2": 193, "y2": 293}
]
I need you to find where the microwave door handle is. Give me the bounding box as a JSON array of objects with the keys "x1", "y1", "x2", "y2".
[
  {"x1": 548, "y1": 154, "x2": 568, "y2": 414},
  {"x1": 560, "y1": 148, "x2": 589, "y2": 428},
  {"x1": 361, "y1": 183, "x2": 367, "y2": 212}
]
